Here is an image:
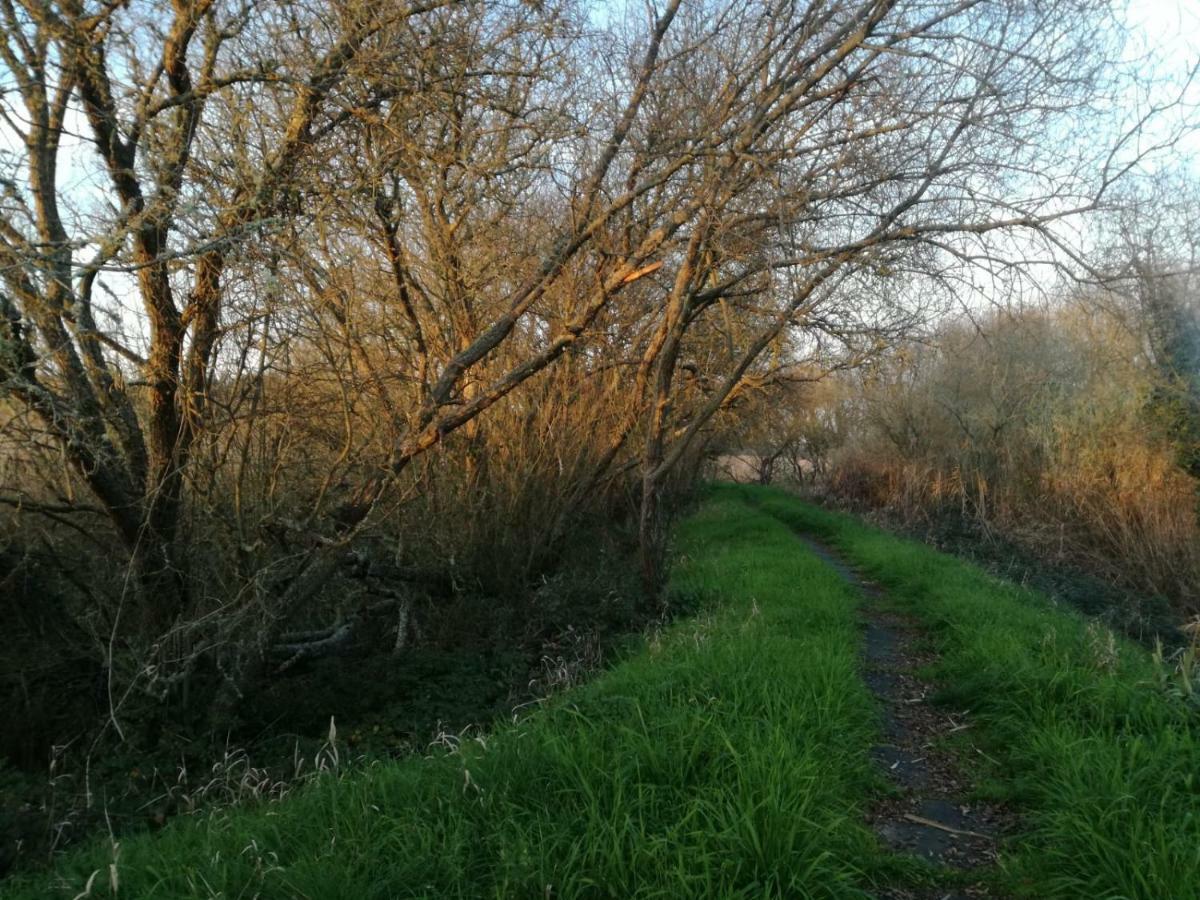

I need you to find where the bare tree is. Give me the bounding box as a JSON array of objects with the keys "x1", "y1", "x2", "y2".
[{"x1": 0, "y1": 0, "x2": 1160, "y2": 721}]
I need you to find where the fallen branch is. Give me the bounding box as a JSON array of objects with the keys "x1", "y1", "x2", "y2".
[
  {"x1": 273, "y1": 621, "x2": 356, "y2": 660},
  {"x1": 902, "y1": 813, "x2": 990, "y2": 840}
]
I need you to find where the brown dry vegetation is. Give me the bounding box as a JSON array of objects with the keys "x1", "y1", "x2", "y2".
[{"x1": 814, "y1": 268, "x2": 1200, "y2": 614}]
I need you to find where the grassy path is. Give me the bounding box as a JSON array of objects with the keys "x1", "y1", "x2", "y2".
[
  {"x1": 751, "y1": 485, "x2": 1200, "y2": 898},
  {"x1": 796, "y1": 532, "x2": 1007, "y2": 898},
  {"x1": 9, "y1": 490, "x2": 884, "y2": 899},
  {"x1": 8, "y1": 485, "x2": 1200, "y2": 898}
]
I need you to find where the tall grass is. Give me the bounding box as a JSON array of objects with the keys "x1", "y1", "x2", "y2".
[
  {"x1": 24, "y1": 486, "x2": 1196, "y2": 898},
  {"x1": 752, "y1": 486, "x2": 1200, "y2": 898},
  {"x1": 6, "y1": 493, "x2": 882, "y2": 899}
]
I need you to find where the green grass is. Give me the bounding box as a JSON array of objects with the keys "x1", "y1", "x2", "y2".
[
  {"x1": 746, "y1": 483, "x2": 1200, "y2": 899},
  {"x1": 7, "y1": 492, "x2": 883, "y2": 899},
  {"x1": 15, "y1": 485, "x2": 1199, "y2": 898}
]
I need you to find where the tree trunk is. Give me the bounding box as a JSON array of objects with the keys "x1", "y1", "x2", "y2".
[
  {"x1": 638, "y1": 469, "x2": 667, "y2": 602},
  {"x1": 128, "y1": 526, "x2": 188, "y2": 636}
]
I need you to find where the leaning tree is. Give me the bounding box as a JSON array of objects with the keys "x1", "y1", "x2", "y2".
[{"x1": 0, "y1": 0, "x2": 1160, "y2": 719}]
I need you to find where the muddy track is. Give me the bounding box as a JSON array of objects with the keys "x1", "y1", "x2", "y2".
[{"x1": 795, "y1": 535, "x2": 1013, "y2": 900}]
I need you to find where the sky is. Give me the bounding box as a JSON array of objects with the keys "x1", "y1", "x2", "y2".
[
  {"x1": 0, "y1": 0, "x2": 1197, "y2": 354},
  {"x1": 1121, "y1": 0, "x2": 1200, "y2": 170}
]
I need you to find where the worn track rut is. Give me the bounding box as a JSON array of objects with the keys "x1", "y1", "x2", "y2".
[{"x1": 795, "y1": 535, "x2": 1012, "y2": 900}]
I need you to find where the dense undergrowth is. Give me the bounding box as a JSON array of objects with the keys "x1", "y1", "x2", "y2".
[
  {"x1": 817, "y1": 305, "x2": 1200, "y2": 615},
  {"x1": 0, "y1": 521, "x2": 643, "y2": 877},
  {"x1": 751, "y1": 485, "x2": 1200, "y2": 898},
  {"x1": 854, "y1": 506, "x2": 1184, "y2": 649}
]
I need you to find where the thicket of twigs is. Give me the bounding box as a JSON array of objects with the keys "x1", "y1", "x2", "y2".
[
  {"x1": 803, "y1": 256, "x2": 1200, "y2": 613},
  {"x1": 0, "y1": 0, "x2": 1190, "y2": 778}
]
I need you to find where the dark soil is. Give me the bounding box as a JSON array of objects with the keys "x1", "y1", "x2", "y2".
[{"x1": 796, "y1": 536, "x2": 1014, "y2": 900}]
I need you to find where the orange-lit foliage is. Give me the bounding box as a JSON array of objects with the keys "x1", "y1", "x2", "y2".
[{"x1": 825, "y1": 305, "x2": 1200, "y2": 611}]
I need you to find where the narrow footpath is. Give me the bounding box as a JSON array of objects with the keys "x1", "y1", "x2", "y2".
[{"x1": 795, "y1": 535, "x2": 1013, "y2": 900}]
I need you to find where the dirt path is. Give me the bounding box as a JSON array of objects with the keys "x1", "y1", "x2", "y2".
[{"x1": 795, "y1": 536, "x2": 1012, "y2": 899}]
